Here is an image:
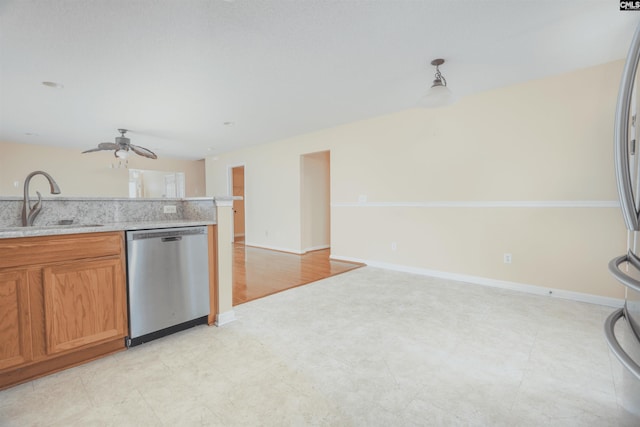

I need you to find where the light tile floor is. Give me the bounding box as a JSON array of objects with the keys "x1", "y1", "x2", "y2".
[{"x1": 1, "y1": 267, "x2": 640, "y2": 426}]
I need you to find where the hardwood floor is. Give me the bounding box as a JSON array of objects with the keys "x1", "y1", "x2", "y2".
[{"x1": 233, "y1": 243, "x2": 363, "y2": 306}]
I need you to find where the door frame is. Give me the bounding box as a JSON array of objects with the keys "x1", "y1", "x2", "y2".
[
  {"x1": 227, "y1": 163, "x2": 246, "y2": 243},
  {"x1": 300, "y1": 150, "x2": 331, "y2": 253}
]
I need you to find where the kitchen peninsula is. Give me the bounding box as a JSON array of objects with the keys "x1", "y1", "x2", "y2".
[{"x1": 0, "y1": 196, "x2": 234, "y2": 390}]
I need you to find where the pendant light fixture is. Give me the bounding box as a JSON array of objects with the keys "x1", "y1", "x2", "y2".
[{"x1": 419, "y1": 58, "x2": 455, "y2": 108}]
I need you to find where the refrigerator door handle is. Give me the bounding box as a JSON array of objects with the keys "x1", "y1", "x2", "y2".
[
  {"x1": 615, "y1": 22, "x2": 640, "y2": 231},
  {"x1": 609, "y1": 252, "x2": 640, "y2": 294},
  {"x1": 626, "y1": 249, "x2": 640, "y2": 271},
  {"x1": 604, "y1": 308, "x2": 640, "y2": 381}
]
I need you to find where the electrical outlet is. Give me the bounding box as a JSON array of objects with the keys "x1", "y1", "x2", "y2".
[
  {"x1": 358, "y1": 195, "x2": 367, "y2": 203},
  {"x1": 503, "y1": 253, "x2": 512, "y2": 264},
  {"x1": 163, "y1": 205, "x2": 177, "y2": 214}
]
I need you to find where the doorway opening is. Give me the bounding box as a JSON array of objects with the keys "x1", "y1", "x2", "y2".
[
  {"x1": 128, "y1": 169, "x2": 185, "y2": 198},
  {"x1": 300, "y1": 150, "x2": 330, "y2": 253},
  {"x1": 230, "y1": 165, "x2": 245, "y2": 243},
  {"x1": 231, "y1": 150, "x2": 358, "y2": 306}
]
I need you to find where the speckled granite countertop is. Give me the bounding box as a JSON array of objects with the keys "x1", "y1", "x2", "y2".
[{"x1": 0, "y1": 220, "x2": 216, "y2": 239}]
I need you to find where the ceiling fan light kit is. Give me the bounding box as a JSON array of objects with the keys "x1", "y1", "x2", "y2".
[
  {"x1": 82, "y1": 129, "x2": 158, "y2": 160},
  {"x1": 115, "y1": 149, "x2": 129, "y2": 159},
  {"x1": 419, "y1": 58, "x2": 455, "y2": 108}
]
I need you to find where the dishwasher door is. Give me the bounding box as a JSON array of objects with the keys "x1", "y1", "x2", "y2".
[{"x1": 126, "y1": 226, "x2": 210, "y2": 345}]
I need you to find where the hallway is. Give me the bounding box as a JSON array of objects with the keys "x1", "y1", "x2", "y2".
[{"x1": 233, "y1": 243, "x2": 363, "y2": 305}]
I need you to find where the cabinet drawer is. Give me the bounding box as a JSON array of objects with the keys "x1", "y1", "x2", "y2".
[{"x1": 0, "y1": 232, "x2": 123, "y2": 269}]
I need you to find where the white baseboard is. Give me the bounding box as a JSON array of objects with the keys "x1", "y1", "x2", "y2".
[
  {"x1": 215, "y1": 310, "x2": 236, "y2": 326},
  {"x1": 330, "y1": 255, "x2": 624, "y2": 308},
  {"x1": 244, "y1": 242, "x2": 304, "y2": 254},
  {"x1": 244, "y1": 243, "x2": 330, "y2": 255},
  {"x1": 302, "y1": 244, "x2": 330, "y2": 253}
]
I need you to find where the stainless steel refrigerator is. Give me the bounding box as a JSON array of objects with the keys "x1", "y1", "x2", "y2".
[{"x1": 606, "y1": 21, "x2": 640, "y2": 418}]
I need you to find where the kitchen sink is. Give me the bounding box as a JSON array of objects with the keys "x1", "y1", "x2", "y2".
[
  {"x1": 0, "y1": 224, "x2": 104, "y2": 231},
  {"x1": 49, "y1": 224, "x2": 104, "y2": 228}
]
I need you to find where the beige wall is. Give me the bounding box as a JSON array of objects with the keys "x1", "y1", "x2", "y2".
[
  {"x1": 0, "y1": 141, "x2": 206, "y2": 197},
  {"x1": 206, "y1": 60, "x2": 628, "y2": 299}
]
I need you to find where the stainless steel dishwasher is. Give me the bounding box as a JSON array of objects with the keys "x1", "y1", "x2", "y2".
[{"x1": 126, "y1": 226, "x2": 210, "y2": 347}]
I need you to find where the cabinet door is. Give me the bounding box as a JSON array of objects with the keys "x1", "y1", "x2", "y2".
[
  {"x1": 0, "y1": 270, "x2": 32, "y2": 370},
  {"x1": 43, "y1": 258, "x2": 126, "y2": 355}
]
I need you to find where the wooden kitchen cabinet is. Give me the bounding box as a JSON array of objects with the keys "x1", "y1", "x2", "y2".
[
  {"x1": 0, "y1": 232, "x2": 127, "y2": 390},
  {"x1": 43, "y1": 258, "x2": 126, "y2": 355},
  {"x1": 0, "y1": 270, "x2": 32, "y2": 371}
]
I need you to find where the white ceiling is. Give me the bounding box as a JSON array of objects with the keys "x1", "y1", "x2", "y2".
[{"x1": 0, "y1": 1, "x2": 638, "y2": 160}]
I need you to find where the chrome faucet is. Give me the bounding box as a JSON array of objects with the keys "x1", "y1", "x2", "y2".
[{"x1": 22, "y1": 171, "x2": 61, "y2": 226}]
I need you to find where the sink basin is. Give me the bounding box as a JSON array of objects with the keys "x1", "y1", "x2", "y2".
[
  {"x1": 0, "y1": 226, "x2": 27, "y2": 232},
  {"x1": 48, "y1": 224, "x2": 104, "y2": 228},
  {"x1": 0, "y1": 224, "x2": 104, "y2": 232}
]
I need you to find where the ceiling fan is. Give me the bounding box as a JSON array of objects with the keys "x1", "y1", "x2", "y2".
[{"x1": 82, "y1": 129, "x2": 157, "y2": 159}]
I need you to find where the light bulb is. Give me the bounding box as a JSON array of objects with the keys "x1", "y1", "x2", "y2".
[
  {"x1": 419, "y1": 85, "x2": 455, "y2": 108},
  {"x1": 115, "y1": 149, "x2": 129, "y2": 159}
]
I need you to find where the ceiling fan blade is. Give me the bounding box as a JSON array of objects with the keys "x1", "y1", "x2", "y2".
[
  {"x1": 81, "y1": 147, "x2": 104, "y2": 153},
  {"x1": 82, "y1": 142, "x2": 119, "y2": 153},
  {"x1": 98, "y1": 142, "x2": 119, "y2": 150},
  {"x1": 130, "y1": 144, "x2": 157, "y2": 159}
]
